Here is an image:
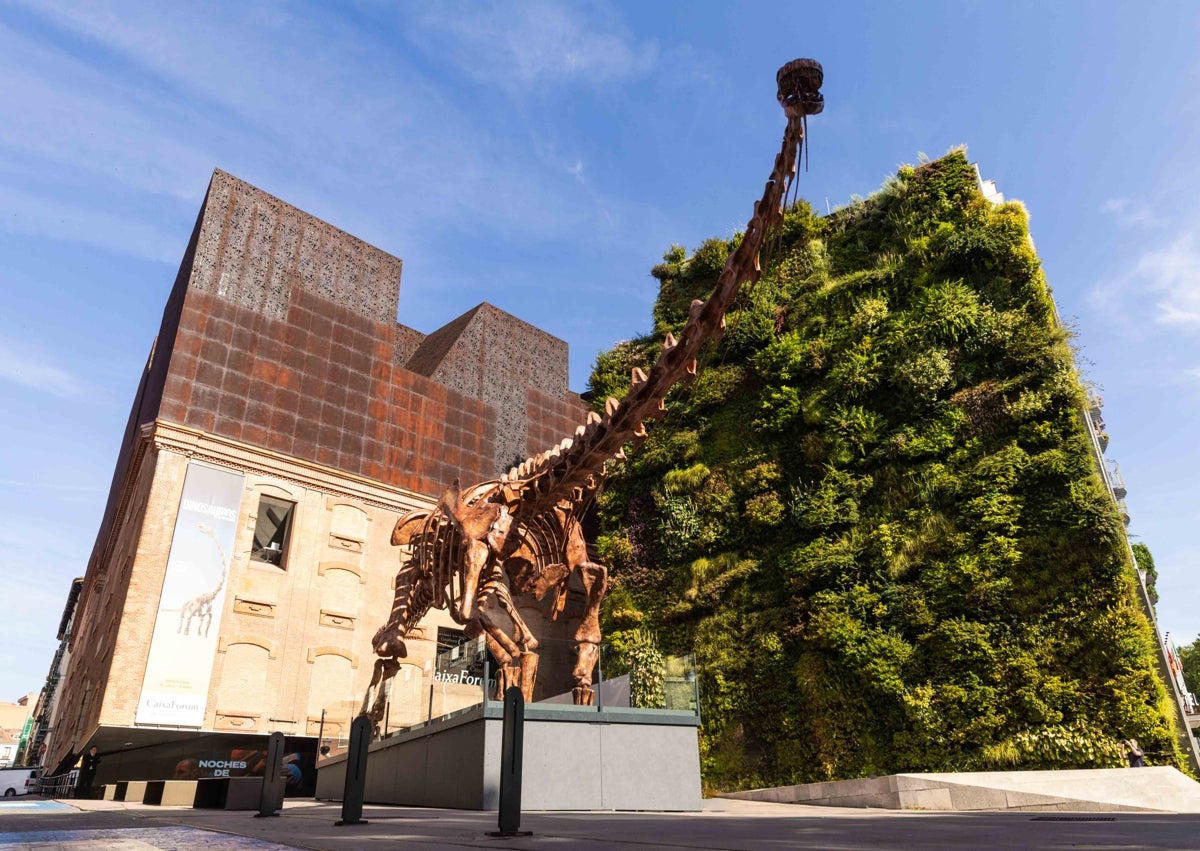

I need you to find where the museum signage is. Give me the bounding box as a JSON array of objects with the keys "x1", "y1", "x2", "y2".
[
  {"x1": 135, "y1": 462, "x2": 244, "y2": 726},
  {"x1": 433, "y1": 670, "x2": 495, "y2": 690}
]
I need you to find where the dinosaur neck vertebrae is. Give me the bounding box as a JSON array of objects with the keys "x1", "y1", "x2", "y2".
[{"x1": 363, "y1": 59, "x2": 824, "y2": 721}]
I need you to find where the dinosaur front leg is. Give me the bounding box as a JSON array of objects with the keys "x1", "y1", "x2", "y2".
[
  {"x1": 361, "y1": 657, "x2": 400, "y2": 737},
  {"x1": 359, "y1": 657, "x2": 385, "y2": 717},
  {"x1": 493, "y1": 583, "x2": 540, "y2": 700},
  {"x1": 471, "y1": 610, "x2": 530, "y2": 701}
]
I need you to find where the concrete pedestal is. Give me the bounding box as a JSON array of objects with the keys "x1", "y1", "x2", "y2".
[
  {"x1": 194, "y1": 776, "x2": 264, "y2": 810},
  {"x1": 143, "y1": 779, "x2": 200, "y2": 806},
  {"x1": 124, "y1": 781, "x2": 148, "y2": 803},
  {"x1": 315, "y1": 703, "x2": 702, "y2": 811}
]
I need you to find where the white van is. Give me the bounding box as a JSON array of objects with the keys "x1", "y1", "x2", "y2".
[{"x1": 0, "y1": 767, "x2": 40, "y2": 796}]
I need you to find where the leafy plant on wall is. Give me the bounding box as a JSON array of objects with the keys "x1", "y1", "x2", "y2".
[
  {"x1": 604, "y1": 628, "x2": 666, "y2": 709},
  {"x1": 592, "y1": 151, "x2": 1187, "y2": 789}
]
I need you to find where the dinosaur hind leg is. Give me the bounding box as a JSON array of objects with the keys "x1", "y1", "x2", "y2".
[{"x1": 571, "y1": 561, "x2": 608, "y2": 706}]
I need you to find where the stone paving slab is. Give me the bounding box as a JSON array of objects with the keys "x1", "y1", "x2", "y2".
[
  {"x1": 4, "y1": 796, "x2": 1200, "y2": 850},
  {"x1": 0, "y1": 827, "x2": 300, "y2": 851}
]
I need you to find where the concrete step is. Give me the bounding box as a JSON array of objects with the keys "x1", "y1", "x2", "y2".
[{"x1": 724, "y1": 767, "x2": 1200, "y2": 813}]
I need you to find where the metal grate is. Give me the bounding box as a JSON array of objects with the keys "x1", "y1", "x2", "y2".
[{"x1": 1030, "y1": 816, "x2": 1117, "y2": 822}]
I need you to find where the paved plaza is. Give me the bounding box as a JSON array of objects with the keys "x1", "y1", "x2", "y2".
[{"x1": 3, "y1": 797, "x2": 1200, "y2": 850}]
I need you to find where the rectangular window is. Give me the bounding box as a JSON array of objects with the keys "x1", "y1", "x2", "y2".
[
  {"x1": 436, "y1": 627, "x2": 467, "y2": 658},
  {"x1": 251, "y1": 495, "x2": 295, "y2": 568}
]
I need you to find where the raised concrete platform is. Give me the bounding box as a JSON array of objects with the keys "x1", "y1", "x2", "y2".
[
  {"x1": 725, "y1": 766, "x2": 1200, "y2": 812},
  {"x1": 315, "y1": 701, "x2": 702, "y2": 811}
]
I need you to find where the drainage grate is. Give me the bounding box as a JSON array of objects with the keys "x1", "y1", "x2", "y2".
[{"x1": 1030, "y1": 816, "x2": 1117, "y2": 822}]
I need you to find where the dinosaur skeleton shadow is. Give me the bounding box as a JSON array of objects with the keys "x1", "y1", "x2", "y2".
[{"x1": 362, "y1": 58, "x2": 824, "y2": 730}]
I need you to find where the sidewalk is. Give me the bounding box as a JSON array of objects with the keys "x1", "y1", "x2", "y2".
[{"x1": 2, "y1": 796, "x2": 1200, "y2": 850}]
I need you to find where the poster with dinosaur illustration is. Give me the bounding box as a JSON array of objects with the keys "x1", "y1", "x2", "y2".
[{"x1": 135, "y1": 462, "x2": 245, "y2": 726}]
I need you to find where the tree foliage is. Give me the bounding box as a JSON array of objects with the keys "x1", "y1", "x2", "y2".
[
  {"x1": 1178, "y1": 636, "x2": 1200, "y2": 700},
  {"x1": 589, "y1": 152, "x2": 1185, "y2": 789}
]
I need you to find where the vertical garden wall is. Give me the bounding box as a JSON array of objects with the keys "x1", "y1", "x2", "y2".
[{"x1": 590, "y1": 151, "x2": 1185, "y2": 790}]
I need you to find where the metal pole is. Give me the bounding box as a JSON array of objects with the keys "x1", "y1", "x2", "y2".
[
  {"x1": 488, "y1": 686, "x2": 531, "y2": 837},
  {"x1": 254, "y1": 732, "x2": 285, "y2": 818},
  {"x1": 334, "y1": 714, "x2": 370, "y2": 826},
  {"x1": 316, "y1": 709, "x2": 326, "y2": 757},
  {"x1": 595, "y1": 644, "x2": 604, "y2": 712}
]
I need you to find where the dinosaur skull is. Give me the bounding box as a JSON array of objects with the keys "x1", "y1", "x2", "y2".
[{"x1": 776, "y1": 57, "x2": 824, "y2": 119}]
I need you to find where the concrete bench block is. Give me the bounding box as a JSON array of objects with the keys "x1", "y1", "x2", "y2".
[
  {"x1": 194, "y1": 776, "x2": 263, "y2": 810},
  {"x1": 125, "y1": 780, "x2": 149, "y2": 803},
  {"x1": 143, "y1": 780, "x2": 199, "y2": 807}
]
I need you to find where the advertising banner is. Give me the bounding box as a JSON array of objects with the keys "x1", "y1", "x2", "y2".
[{"x1": 135, "y1": 462, "x2": 244, "y2": 726}]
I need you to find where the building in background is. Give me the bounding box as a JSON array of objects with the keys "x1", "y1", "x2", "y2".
[
  {"x1": 44, "y1": 170, "x2": 585, "y2": 787},
  {"x1": 17, "y1": 578, "x2": 83, "y2": 769},
  {"x1": 0, "y1": 694, "x2": 36, "y2": 768}
]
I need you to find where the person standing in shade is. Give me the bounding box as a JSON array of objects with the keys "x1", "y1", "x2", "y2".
[
  {"x1": 1123, "y1": 738, "x2": 1145, "y2": 767},
  {"x1": 77, "y1": 746, "x2": 101, "y2": 794}
]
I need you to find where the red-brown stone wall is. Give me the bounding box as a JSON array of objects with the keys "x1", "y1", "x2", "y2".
[
  {"x1": 160, "y1": 286, "x2": 497, "y2": 496},
  {"x1": 526, "y1": 386, "x2": 589, "y2": 457}
]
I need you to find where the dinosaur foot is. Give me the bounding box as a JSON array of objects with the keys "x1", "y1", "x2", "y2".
[
  {"x1": 519, "y1": 651, "x2": 538, "y2": 703},
  {"x1": 495, "y1": 665, "x2": 522, "y2": 699},
  {"x1": 572, "y1": 685, "x2": 595, "y2": 706}
]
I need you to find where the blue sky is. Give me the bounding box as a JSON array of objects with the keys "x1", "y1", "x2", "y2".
[{"x1": 1, "y1": 1, "x2": 1198, "y2": 698}]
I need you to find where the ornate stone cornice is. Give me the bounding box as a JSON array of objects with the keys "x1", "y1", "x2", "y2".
[{"x1": 144, "y1": 419, "x2": 434, "y2": 514}]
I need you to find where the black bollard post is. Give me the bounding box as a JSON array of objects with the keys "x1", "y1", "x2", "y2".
[
  {"x1": 254, "y1": 732, "x2": 285, "y2": 818},
  {"x1": 488, "y1": 686, "x2": 531, "y2": 837},
  {"x1": 335, "y1": 713, "x2": 370, "y2": 827}
]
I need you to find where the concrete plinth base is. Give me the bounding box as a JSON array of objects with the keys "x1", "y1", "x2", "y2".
[
  {"x1": 316, "y1": 702, "x2": 701, "y2": 811},
  {"x1": 143, "y1": 779, "x2": 200, "y2": 806},
  {"x1": 124, "y1": 780, "x2": 148, "y2": 804},
  {"x1": 725, "y1": 767, "x2": 1200, "y2": 813},
  {"x1": 194, "y1": 776, "x2": 264, "y2": 810}
]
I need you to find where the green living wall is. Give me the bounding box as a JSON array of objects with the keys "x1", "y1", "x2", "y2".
[{"x1": 589, "y1": 151, "x2": 1184, "y2": 789}]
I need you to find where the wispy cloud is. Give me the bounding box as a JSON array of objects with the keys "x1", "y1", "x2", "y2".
[
  {"x1": 1135, "y1": 234, "x2": 1200, "y2": 325},
  {"x1": 0, "y1": 183, "x2": 182, "y2": 263},
  {"x1": 0, "y1": 24, "x2": 215, "y2": 203},
  {"x1": 0, "y1": 338, "x2": 86, "y2": 397},
  {"x1": 0, "y1": 479, "x2": 105, "y2": 492},
  {"x1": 1101, "y1": 197, "x2": 1163, "y2": 229},
  {"x1": 0, "y1": 2, "x2": 619, "y2": 264},
  {"x1": 1091, "y1": 225, "x2": 1200, "y2": 328},
  {"x1": 400, "y1": 0, "x2": 659, "y2": 94}
]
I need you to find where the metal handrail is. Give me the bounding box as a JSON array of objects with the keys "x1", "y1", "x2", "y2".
[{"x1": 38, "y1": 772, "x2": 78, "y2": 799}]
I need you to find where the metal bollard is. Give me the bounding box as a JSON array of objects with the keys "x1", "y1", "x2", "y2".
[
  {"x1": 335, "y1": 714, "x2": 370, "y2": 826},
  {"x1": 255, "y1": 732, "x2": 285, "y2": 818},
  {"x1": 488, "y1": 686, "x2": 531, "y2": 837}
]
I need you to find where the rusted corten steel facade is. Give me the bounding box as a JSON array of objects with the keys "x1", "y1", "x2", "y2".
[
  {"x1": 151, "y1": 169, "x2": 582, "y2": 496},
  {"x1": 47, "y1": 169, "x2": 585, "y2": 779}
]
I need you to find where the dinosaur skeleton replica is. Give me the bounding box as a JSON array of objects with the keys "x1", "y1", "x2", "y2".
[{"x1": 363, "y1": 59, "x2": 824, "y2": 722}]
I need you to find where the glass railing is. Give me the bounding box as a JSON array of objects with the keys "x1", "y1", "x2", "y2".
[{"x1": 317, "y1": 638, "x2": 699, "y2": 756}]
